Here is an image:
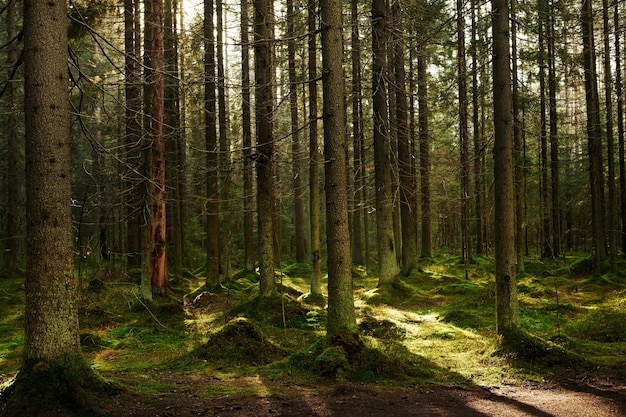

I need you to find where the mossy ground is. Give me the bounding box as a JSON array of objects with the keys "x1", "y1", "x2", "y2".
[{"x1": 1, "y1": 254, "x2": 625, "y2": 413}]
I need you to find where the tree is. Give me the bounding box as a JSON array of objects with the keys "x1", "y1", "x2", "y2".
[
  {"x1": 393, "y1": 0, "x2": 418, "y2": 276},
  {"x1": 582, "y1": 0, "x2": 605, "y2": 276},
  {"x1": 321, "y1": 0, "x2": 357, "y2": 335},
  {"x1": 418, "y1": 49, "x2": 432, "y2": 259},
  {"x1": 254, "y1": 0, "x2": 277, "y2": 296},
  {"x1": 145, "y1": 0, "x2": 167, "y2": 293},
  {"x1": 205, "y1": 0, "x2": 221, "y2": 289},
  {"x1": 309, "y1": 0, "x2": 322, "y2": 295},
  {"x1": 491, "y1": 0, "x2": 519, "y2": 336},
  {"x1": 241, "y1": 0, "x2": 256, "y2": 272},
  {"x1": 0, "y1": 0, "x2": 104, "y2": 411},
  {"x1": 287, "y1": 0, "x2": 306, "y2": 263},
  {"x1": 372, "y1": 0, "x2": 400, "y2": 284}
]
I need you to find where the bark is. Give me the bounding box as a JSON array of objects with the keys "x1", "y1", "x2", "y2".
[
  {"x1": 288, "y1": 0, "x2": 306, "y2": 263},
  {"x1": 254, "y1": 0, "x2": 277, "y2": 296},
  {"x1": 510, "y1": 0, "x2": 523, "y2": 271},
  {"x1": 491, "y1": 0, "x2": 519, "y2": 336},
  {"x1": 548, "y1": 1, "x2": 560, "y2": 258},
  {"x1": 582, "y1": 0, "x2": 606, "y2": 276},
  {"x1": 321, "y1": 0, "x2": 357, "y2": 335},
  {"x1": 241, "y1": 0, "x2": 256, "y2": 272},
  {"x1": 309, "y1": 0, "x2": 321, "y2": 294},
  {"x1": 538, "y1": 0, "x2": 551, "y2": 258},
  {"x1": 615, "y1": 0, "x2": 626, "y2": 255},
  {"x1": 205, "y1": 0, "x2": 221, "y2": 288},
  {"x1": 471, "y1": 0, "x2": 485, "y2": 257},
  {"x1": 372, "y1": 0, "x2": 399, "y2": 284}
]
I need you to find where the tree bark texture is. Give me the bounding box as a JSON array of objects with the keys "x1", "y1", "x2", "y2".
[{"x1": 309, "y1": 0, "x2": 321, "y2": 294}]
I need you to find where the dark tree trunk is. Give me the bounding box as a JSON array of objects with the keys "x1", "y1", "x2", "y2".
[
  {"x1": 309, "y1": 0, "x2": 321, "y2": 294},
  {"x1": 418, "y1": 50, "x2": 432, "y2": 259},
  {"x1": 548, "y1": 1, "x2": 560, "y2": 258}
]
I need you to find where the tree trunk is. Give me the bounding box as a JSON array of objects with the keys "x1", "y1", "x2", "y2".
[
  {"x1": 205, "y1": 0, "x2": 221, "y2": 289},
  {"x1": 392, "y1": 0, "x2": 417, "y2": 276},
  {"x1": 582, "y1": 0, "x2": 606, "y2": 276},
  {"x1": 217, "y1": 0, "x2": 232, "y2": 281},
  {"x1": 491, "y1": 0, "x2": 519, "y2": 336},
  {"x1": 602, "y1": 0, "x2": 618, "y2": 271},
  {"x1": 350, "y1": 0, "x2": 365, "y2": 267},
  {"x1": 615, "y1": 0, "x2": 626, "y2": 256},
  {"x1": 548, "y1": 1, "x2": 560, "y2": 258},
  {"x1": 241, "y1": 0, "x2": 256, "y2": 272},
  {"x1": 309, "y1": 0, "x2": 322, "y2": 294},
  {"x1": 538, "y1": 0, "x2": 551, "y2": 259},
  {"x1": 372, "y1": 0, "x2": 399, "y2": 284},
  {"x1": 287, "y1": 0, "x2": 306, "y2": 263},
  {"x1": 321, "y1": 0, "x2": 357, "y2": 335},
  {"x1": 418, "y1": 50, "x2": 432, "y2": 259},
  {"x1": 3, "y1": 0, "x2": 103, "y2": 410},
  {"x1": 254, "y1": 0, "x2": 277, "y2": 296},
  {"x1": 145, "y1": 0, "x2": 167, "y2": 293},
  {"x1": 457, "y1": 0, "x2": 471, "y2": 275}
]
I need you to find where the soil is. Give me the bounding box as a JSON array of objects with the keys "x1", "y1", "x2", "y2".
[{"x1": 84, "y1": 370, "x2": 625, "y2": 417}]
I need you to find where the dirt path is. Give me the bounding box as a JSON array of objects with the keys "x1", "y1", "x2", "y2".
[{"x1": 94, "y1": 375, "x2": 626, "y2": 417}]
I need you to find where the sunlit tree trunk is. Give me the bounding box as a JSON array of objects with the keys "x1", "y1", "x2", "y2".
[
  {"x1": 321, "y1": 0, "x2": 357, "y2": 334},
  {"x1": 241, "y1": 0, "x2": 256, "y2": 272},
  {"x1": 492, "y1": 0, "x2": 519, "y2": 336},
  {"x1": 255, "y1": 0, "x2": 277, "y2": 296},
  {"x1": 205, "y1": 0, "x2": 221, "y2": 289},
  {"x1": 372, "y1": 0, "x2": 399, "y2": 284},
  {"x1": 309, "y1": 0, "x2": 322, "y2": 294},
  {"x1": 548, "y1": 1, "x2": 560, "y2": 259},
  {"x1": 615, "y1": 0, "x2": 626, "y2": 255},
  {"x1": 538, "y1": 0, "x2": 551, "y2": 259},
  {"x1": 471, "y1": 0, "x2": 485, "y2": 257}
]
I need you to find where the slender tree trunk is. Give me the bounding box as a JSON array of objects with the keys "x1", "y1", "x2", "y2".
[
  {"x1": 145, "y1": 0, "x2": 167, "y2": 293},
  {"x1": 548, "y1": 1, "x2": 560, "y2": 258},
  {"x1": 254, "y1": 0, "x2": 277, "y2": 296},
  {"x1": 582, "y1": 0, "x2": 606, "y2": 275},
  {"x1": 241, "y1": 0, "x2": 256, "y2": 272},
  {"x1": 418, "y1": 50, "x2": 432, "y2": 259},
  {"x1": 492, "y1": 0, "x2": 519, "y2": 336},
  {"x1": 350, "y1": 0, "x2": 365, "y2": 266},
  {"x1": 602, "y1": 0, "x2": 618, "y2": 270},
  {"x1": 538, "y1": 0, "x2": 552, "y2": 258},
  {"x1": 392, "y1": 0, "x2": 417, "y2": 275},
  {"x1": 125, "y1": 0, "x2": 142, "y2": 271},
  {"x1": 205, "y1": 0, "x2": 221, "y2": 288},
  {"x1": 164, "y1": 0, "x2": 184, "y2": 279},
  {"x1": 615, "y1": 0, "x2": 626, "y2": 255},
  {"x1": 287, "y1": 0, "x2": 306, "y2": 263},
  {"x1": 321, "y1": 0, "x2": 357, "y2": 335},
  {"x1": 511, "y1": 0, "x2": 524, "y2": 271},
  {"x1": 372, "y1": 0, "x2": 399, "y2": 284},
  {"x1": 309, "y1": 0, "x2": 322, "y2": 294},
  {"x1": 457, "y1": 0, "x2": 471, "y2": 275},
  {"x1": 217, "y1": 0, "x2": 232, "y2": 281}
]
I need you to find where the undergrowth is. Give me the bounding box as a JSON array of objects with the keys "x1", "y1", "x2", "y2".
[{"x1": 1, "y1": 254, "x2": 624, "y2": 402}]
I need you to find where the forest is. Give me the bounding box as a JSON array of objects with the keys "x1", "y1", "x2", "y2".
[{"x1": 0, "y1": 0, "x2": 625, "y2": 415}]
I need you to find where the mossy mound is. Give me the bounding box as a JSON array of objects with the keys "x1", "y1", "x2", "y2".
[
  {"x1": 363, "y1": 279, "x2": 424, "y2": 306},
  {"x1": 565, "y1": 308, "x2": 626, "y2": 342},
  {"x1": 298, "y1": 292, "x2": 326, "y2": 307},
  {"x1": 358, "y1": 316, "x2": 406, "y2": 340},
  {"x1": 495, "y1": 328, "x2": 586, "y2": 367},
  {"x1": 226, "y1": 292, "x2": 312, "y2": 329},
  {"x1": 281, "y1": 262, "x2": 312, "y2": 278},
  {"x1": 197, "y1": 318, "x2": 285, "y2": 364},
  {"x1": 80, "y1": 333, "x2": 110, "y2": 353}
]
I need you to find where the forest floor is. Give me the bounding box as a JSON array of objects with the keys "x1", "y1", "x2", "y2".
[{"x1": 2, "y1": 255, "x2": 626, "y2": 416}]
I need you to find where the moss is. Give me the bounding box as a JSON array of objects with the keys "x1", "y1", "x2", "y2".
[
  {"x1": 565, "y1": 308, "x2": 626, "y2": 342},
  {"x1": 226, "y1": 292, "x2": 312, "y2": 329},
  {"x1": 358, "y1": 316, "x2": 406, "y2": 340},
  {"x1": 495, "y1": 328, "x2": 587, "y2": 367},
  {"x1": 0, "y1": 356, "x2": 115, "y2": 417},
  {"x1": 281, "y1": 262, "x2": 312, "y2": 278}
]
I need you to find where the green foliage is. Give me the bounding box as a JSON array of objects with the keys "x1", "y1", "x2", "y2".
[
  {"x1": 565, "y1": 308, "x2": 626, "y2": 342},
  {"x1": 495, "y1": 328, "x2": 586, "y2": 367}
]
